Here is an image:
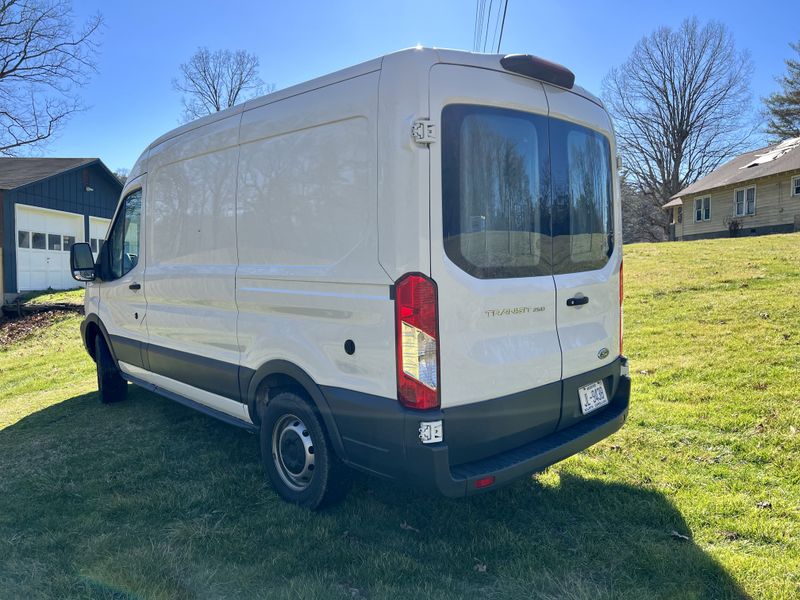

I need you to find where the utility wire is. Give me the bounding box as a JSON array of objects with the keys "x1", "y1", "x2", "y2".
[
  {"x1": 490, "y1": 0, "x2": 503, "y2": 54},
  {"x1": 496, "y1": 0, "x2": 509, "y2": 54},
  {"x1": 482, "y1": 0, "x2": 494, "y2": 53}
]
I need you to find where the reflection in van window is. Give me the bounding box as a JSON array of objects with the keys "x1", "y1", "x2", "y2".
[
  {"x1": 563, "y1": 127, "x2": 612, "y2": 270},
  {"x1": 442, "y1": 105, "x2": 549, "y2": 279},
  {"x1": 443, "y1": 104, "x2": 614, "y2": 279}
]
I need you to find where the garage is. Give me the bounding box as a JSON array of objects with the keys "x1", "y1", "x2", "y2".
[
  {"x1": 15, "y1": 205, "x2": 84, "y2": 292},
  {"x1": 89, "y1": 216, "x2": 112, "y2": 258},
  {"x1": 1, "y1": 157, "x2": 122, "y2": 302}
]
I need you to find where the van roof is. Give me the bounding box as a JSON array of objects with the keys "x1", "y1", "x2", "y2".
[{"x1": 144, "y1": 47, "x2": 602, "y2": 154}]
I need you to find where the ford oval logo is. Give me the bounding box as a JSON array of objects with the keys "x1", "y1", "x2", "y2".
[{"x1": 597, "y1": 347, "x2": 609, "y2": 360}]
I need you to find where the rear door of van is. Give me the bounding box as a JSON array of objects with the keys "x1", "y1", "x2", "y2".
[
  {"x1": 544, "y1": 86, "x2": 622, "y2": 431},
  {"x1": 429, "y1": 64, "x2": 563, "y2": 463}
]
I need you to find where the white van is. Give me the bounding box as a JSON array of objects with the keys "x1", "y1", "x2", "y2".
[{"x1": 71, "y1": 48, "x2": 629, "y2": 509}]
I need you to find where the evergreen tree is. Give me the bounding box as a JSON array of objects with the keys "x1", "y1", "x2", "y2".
[{"x1": 764, "y1": 41, "x2": 800, "y2": 140}]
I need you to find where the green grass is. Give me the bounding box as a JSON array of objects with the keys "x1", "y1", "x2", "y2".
[
  {"x1": 1, "y1": 234, "x2": 799, "y2": 599},
  {"x1": 13, "y1": 288, "x2": 85, "y2": 306}
]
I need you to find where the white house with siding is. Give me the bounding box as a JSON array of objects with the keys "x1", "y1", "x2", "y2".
[{"x1": 667, "y1": 138, "x2": 800, "y2": 240}]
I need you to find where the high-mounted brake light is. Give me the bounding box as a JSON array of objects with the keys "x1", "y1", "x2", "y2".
[
  {"x1": 619, "y1": 259, "x2": 624, "y2": 356},
  {"x1": 500, "y1": 54, "x2": 575, "y2": 89},
  {"x1": 394, "y1": 273, "x2": 440, "y2": 410}
]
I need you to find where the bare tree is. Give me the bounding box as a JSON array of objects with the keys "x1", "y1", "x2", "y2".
[
  {"x1": 602, "y1": 18, "x2": 755, "y2": 221},
  {"x1": 113, "y1": 167, "x2": 129, "y2": 186},
  {"x1": 763, "y1": 40, "x2": 800, "y2": 141},
  {"x1": 0, "y1": 0, "x2": 102, "y2": 155},
  {"x1": 620, "y1": 179, "x2": 668, "y2": 243},
  {"x1": 172, "y1": 48, "x2": 270, "y2": 122}
]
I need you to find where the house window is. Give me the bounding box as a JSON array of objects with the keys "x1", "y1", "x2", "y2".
[
  {"x1": 694, "y1": 197, "x2": 710, "y2": 222},
  {"x1": 792, "y1": 175, "x2": 800, "y2": 196},
  {"x1": 677, "y1": 206, "x2": 683, "y2": 224},
  {"x1": 31, "y1": 232, "x2": 46, "y2": 249},
  {"x1": 734, "y1": 186, "x2": 756, "y2": 217},
  {"x1": 18, "y1": 231, "x2": 30, "y2": 248},
  {"x1": 48, "y1": 234, "x2": 61, "y2": 251}
]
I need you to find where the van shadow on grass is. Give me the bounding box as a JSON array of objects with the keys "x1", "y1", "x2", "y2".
[{"x1": 0, "y1": 389, "x2": 750, "y2": 599}]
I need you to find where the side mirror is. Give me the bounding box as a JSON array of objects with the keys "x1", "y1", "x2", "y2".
[{"x1": 70, "y1": 242, "x2": 96, "y2": 281}]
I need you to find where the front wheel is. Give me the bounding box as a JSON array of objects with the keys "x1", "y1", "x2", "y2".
[
  {"x1": 94, "y1": 335, "x2": 127, "y2": 404},
  {"x1": 260, "y1": 391, "x2": 347, "y2": 509}
]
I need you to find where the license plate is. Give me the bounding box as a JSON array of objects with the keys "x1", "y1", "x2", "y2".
[{"x1": 578, "y1": 381, "x2": 609, "y2": 415}]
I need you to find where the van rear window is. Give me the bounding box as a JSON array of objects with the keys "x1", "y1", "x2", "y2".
[
  {"x1": 442, "y1": 104, "x2": 614, "y2": 279},
  {"x1": 441, "y1": 105, "x2": 550, "y2": 279}
]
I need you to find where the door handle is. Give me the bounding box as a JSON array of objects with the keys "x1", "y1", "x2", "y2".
[
  {"x1": 566, "y1": 296, "x2": 589, "y2": 307},
  {"x1": 129, "y1": 282, "x2": 141, "y2": 290}
]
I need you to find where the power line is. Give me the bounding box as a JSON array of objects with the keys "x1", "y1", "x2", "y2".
[
  {"x1": 482, "y1": 0, "x2": 494, "y2": 53},
  {"x1": 496, "y1": 0, "x2": 509, "y2": 54},
  {"x1": 490, "y1": 0, "x2": 503, "y2": 54}
]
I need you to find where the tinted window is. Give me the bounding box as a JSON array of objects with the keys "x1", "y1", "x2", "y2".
[
  {"x1": 108, "y1": 189, "x2": 142, "y2": 279},
  {"x1": 442, "y1": 105, "x2": 550, "y2": 279},
  {"x1": 551, "y1": 121, "x2": 614, "y2": 273},
  {"x1": 442, "y1": 104, "x2": 614, "y2": 278}
]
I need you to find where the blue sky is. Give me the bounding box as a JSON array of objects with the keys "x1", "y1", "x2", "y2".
[{"x1": 42, "y1": 0, "x2": 798, "y2": 171}]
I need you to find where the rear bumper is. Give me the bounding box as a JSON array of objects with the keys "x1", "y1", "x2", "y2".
[
  {"x1": 433, "y1": 377, "x2": 628, "y2": 496},
  {"x1": 321, "y1": 358, "x2": 630, "y2": 497}
]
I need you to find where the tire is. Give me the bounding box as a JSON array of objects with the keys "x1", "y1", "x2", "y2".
[
  {"x1": 94, "y1": 334, "x2": 128, "y2": 404},
  {"x1": 260, "y1": 391, "x2": 348, "y2": 509}
]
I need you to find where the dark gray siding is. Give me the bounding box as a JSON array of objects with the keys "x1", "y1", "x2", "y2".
[{"x1": 2, "y1": 162, "x2": 122, "y2": 294}]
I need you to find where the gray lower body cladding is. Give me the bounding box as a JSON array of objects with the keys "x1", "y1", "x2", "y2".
[{"x1": 321, "y1": 357, "x2": 629, "y2": 497}]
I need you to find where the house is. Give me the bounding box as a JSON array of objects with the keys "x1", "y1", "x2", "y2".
[
  {"x1": 667, "y1": 138, "x2": 800, "y2": 241},
  {"x1": 0, "y1": 158, "x2": 122, "y2": 301}
]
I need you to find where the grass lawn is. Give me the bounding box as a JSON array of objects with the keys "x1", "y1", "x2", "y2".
[
  {"x1": 1, "y1": 234, "x2": 798, "y2": 599},
  {"x1": 14, "y1": 288, "x2": 85, "y2": 306}
]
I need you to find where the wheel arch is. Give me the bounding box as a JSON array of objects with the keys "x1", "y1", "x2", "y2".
[
  {"x1": 244, "y1": 360, "x2": 346, "y2": 460},
  {"x1": 80, "y1": 314, "x2": 116, "y2": 365}
]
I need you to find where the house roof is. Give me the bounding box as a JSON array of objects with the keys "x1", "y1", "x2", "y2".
[
  {"x1": 672, "y1": 137, "x2": 800, "y2": 199},
  {"x1": 0, "y1": 157, "x2": 104, "y2": 190}
]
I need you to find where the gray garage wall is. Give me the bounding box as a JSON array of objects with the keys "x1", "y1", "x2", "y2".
[{"x1": 2, "y1": 162, "x2": 122, "y2": 297}]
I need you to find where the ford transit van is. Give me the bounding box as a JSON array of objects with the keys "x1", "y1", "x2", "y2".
[{"x1": 71, "y1": 48, "x2": 630, "y2": 509}]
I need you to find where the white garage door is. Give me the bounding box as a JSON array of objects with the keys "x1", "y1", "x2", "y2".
[
  {"x1": 16, "y1": 205, "x2": 84, "y2": 292},
  {"x1": 89, "y1": 216, "x2": 111, "y2": 258}
]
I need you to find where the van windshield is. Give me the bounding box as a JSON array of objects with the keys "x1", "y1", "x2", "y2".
[{"x1": 441, "y1": 104, "x2": 614, "y2": 278}]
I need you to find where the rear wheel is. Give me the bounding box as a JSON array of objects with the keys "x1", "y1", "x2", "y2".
[
  {"x1": 260, "y1": 391, "x2": 347, "y2": 509},
  {"x1": 94, "y1": 335, "x2": 127, "y2": 404}
]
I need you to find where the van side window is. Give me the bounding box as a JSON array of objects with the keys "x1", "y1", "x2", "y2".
[{"x1": 107, "y1": 189, "x2": 142, "y2": 279}]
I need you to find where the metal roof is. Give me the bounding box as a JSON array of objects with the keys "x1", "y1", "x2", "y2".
[
  {"x1": 673, "y1": 137, "x2": 800, "y2": 199},
  {"x1": 0, "y1": 157, "x2": 102, "y2": 190}
]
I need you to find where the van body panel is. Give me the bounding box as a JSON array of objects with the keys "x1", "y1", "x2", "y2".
[
  {"x1": 376, "y1": 51, "x2": 436, "y2": 280},
  {"x1": 236, "y1": 72, "x2": 396, "y2": 400},
  {"x1": 545, "y1": 85, "x2": 622, "y2": 378},
  {"x1": 143, "y1": 114, "x2": 241, "y2": 386},
  {"x1": 429, "y1": 64, "x2": 563, "y2": 410}
]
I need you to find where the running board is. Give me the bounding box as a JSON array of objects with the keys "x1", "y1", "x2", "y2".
[{"x1": 122, "y1": 373, "x2": 258, "y2": 433}]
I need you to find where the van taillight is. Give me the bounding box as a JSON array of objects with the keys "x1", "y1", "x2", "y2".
[
  {"x1": 619, "y1": 259, "x2": 624, "y2": 355},
  {"x1": 394, "y1": 273, "x2": 440, "y2": 410}
]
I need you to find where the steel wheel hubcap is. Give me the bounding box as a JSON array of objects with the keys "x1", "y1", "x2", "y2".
[{"x1": 272, "y1": 414, "x2": 315, "y2": 491}]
